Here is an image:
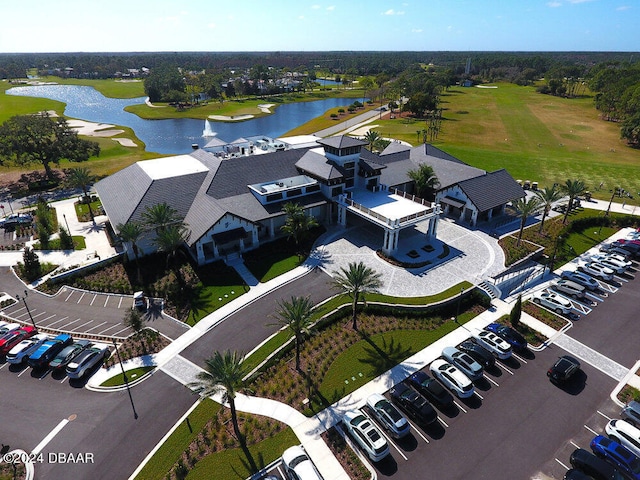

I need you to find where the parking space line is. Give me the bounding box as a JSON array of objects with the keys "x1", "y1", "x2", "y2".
[
  {"x1": 555, "y1": 458, "x2": 570, "y2": 470},
  {"x1": 453, "y1": 400, "x2": 467, "y2": 414},
  {"x1": 512, "y1": 352, "x2": 527, "y2": 364},
  {"x1": 77, "y1": 292, "x2": 86, "y2": 304},
  {"x1": 18, "y1": 368, "x2": 30, "y2": 377},
  {"x1": 361, "y1": 410, "x2": 408, "y2": 460},
  {"x1": 112, "y1": 326, "x2": 132, "y2": 337},
  {"x1": 496, "y1": 362, "x2": 514, "y2": 375},
  {"x1": 97, "y1": 324, "x2": 121, "y2": 334},
  {"x1": 474, "y1": 391, "x2": 484, "y2": 400},
  {"x1": 406, "y1": 420, "x2": 430, "y2": 444},
  {"x1": 85, "y1": 322, "x2": 108, "y2": 333},
  {"x1": 597, "y1": 410, "x2": 612, "y2": 421},
  {"x1": 584, "y1": 424, "x2": 599, "y2": 435},
  {"x1": 0, "y1": 363, "x2": 6, "y2": 370},
  {"x1": 437, "y1": 416, "x2": 449, "y2": 428},
  {"x1": 118, "y1": 296, "x2": 124, "y2": 308},
  {"x1": 59, "y1": 376, "x2": 68, "y2": 384},
  {"x1": 104, "y1": 296, "x2": 110, "y2": 307},
  {"x1": 75, "y1": 320, "x2": 95, "y2": 330},
  {"x1": 40, "y1": 314, "x2": 58, "y2": 323},
  {"x1": 47, "y1": 316, "x2": 69, "y2": 327},
  {"x1": 570, "y1": 440, "x2": 580, "y2": 448},
  {"x1": 32, "y1": 418, "x2": 70, "y2": 455},
  {"x1": 65, "y1": 291, "x2": 74, "y2": 302},
  {"x1": 61, "y1": 318, "x2": 82, "y2": 328},
  {"x1": 90, "y1": 294, "x2": 97, "y2": 306},
  {"x1": 484, "y1": 374, "x2": 499, "y2": 387}
]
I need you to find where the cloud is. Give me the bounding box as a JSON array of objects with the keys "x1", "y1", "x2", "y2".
[
  {"x1": 411, "y1": 28, "x2": 423, "y2": 33},
  {"x1": 547, "y1": 1, "x2": 562, "y2": 7},
  {"x1": 616, "y1": 5, "x2": 631, "y2": 10},
  {"x1": 383, "y1": 9, "x2": 405, "y2": 15},
  {"x1": 326, "y1": 5, "x2": 335, "y2": 10},
  {"x1": 566, "y1": 0, "x2": 595, "y2": 3},
  {"x1": 207, "y1": 22, "x2": 216, "y2": 29}
]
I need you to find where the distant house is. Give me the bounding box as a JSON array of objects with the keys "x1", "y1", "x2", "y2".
[{"x1": 95, "y1": 136, "x2": 523, "y2": 265}]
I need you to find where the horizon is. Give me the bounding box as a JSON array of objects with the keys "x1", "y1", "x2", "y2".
[{"x1": 1, "y1": 0, "x2": 638, "y2": 54}]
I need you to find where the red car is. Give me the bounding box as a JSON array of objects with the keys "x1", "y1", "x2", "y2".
[
  {"x1": 0, "y1": 326, "x2": 37, "y2": 355},
  {"x1": 617, "y1": 238, "x2": 640, "y2": 247}
]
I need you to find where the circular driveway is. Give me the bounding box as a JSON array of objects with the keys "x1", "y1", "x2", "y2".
[{"x1": 317, "y1": 218, "x2": 506, "y2": 297}]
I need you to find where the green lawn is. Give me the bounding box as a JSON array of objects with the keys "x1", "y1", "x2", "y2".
[
  {"x1": 32, "y1": 235, "x2": 86, "y2": 250},
  {"x1": 371, "y1": 83, "x2": 640, "y2": 205},
  {"x1": 184, "y1": 428, "x2": 298, "y2": 480},
  {"x1": 99, "y1": 366, "x2": 156, "y2": 387}
]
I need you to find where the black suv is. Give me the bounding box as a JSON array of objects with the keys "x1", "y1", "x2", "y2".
[
  {"x1": 459, "y1": 340, "x2": 496, "y2": 368},
  {"x1": 569, "y1": 448, "x2": 624, "y2": 480},
  {"x1": 548, "y1": 355, "x2": 581, "y2": 384}
]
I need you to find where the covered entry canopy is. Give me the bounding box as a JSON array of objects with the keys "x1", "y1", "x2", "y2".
[{"x1": 440, "y1": 196, "x2": 466, "y2": 209}]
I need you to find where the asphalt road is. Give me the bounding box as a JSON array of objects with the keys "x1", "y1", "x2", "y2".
[{"x1": 180, "y1": 269, "x2": 336, "y2": 365}]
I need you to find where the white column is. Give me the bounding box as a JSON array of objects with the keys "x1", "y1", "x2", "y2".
[
  {"x1": 213, "y1": 243, "x2": 219, "y2": 257},
  {"x1": 391, "y1": 230, "x2": 399, "y2": 254},
  {"x1": 383, "y1": 229, "x2": 391, "y2": 255},
  {"x1": 252, "y1": 226, "x2": 259, "y2": 246},
  {"x1": 269, "y1": 218, "x2": 275, "y2": 238},
  {"x1": 338, "y1": 205, "x2": 347, "y2": 226},
  {"x1": 196, "y1": 243, "x2": 205, "y2": 265},
  {"x1": 471, "y1": 209, "x2": 478, "y2": 226}
]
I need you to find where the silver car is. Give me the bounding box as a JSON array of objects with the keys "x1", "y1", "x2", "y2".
[
  {"x1": 66, "y1": 343, "x2": 110, "y2": 379},
  {"x1": 442, "y1": 346, "x2": 483, "y2": 381},
  {"x1": 366, "y1": 393, "x2": 410, "y2": 439},
  {"x1": 578, "y1": 262, "x2": 614, "y2": 281}
]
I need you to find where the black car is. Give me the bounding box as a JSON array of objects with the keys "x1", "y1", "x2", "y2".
[
  {"x1": 459, "y1": 340, "x2": 496, "y2": 369},
  {"x1": 407, "y1": 370, "x2": 454, "y2": 408},
  {"x1": 486, "y1": 323, "x2": 528, "y2": 351},
  {"x1": 611, "y1": 241, "x2": 640, "y2": 257},
  {"x1": 570, "y1": 448, "x2": 624, "y2": 480},
  {"x1": 389, "y1": 382, "x2": 437, "y2": 425},
  {"x1": 548, "y1": 355, "x2": 581, "y2": 384},
  {"x1": 564, "y1": 468, "x2": 597, "y2": 480}
]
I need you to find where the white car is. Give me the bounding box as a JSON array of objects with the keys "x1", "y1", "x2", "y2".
[
  {"x1": 442, "y1": 346, "x2": 483, "y2": 381},
  {"x1": 429, "y1": 358, "x2": 475, "y2": 398},
  {"x1": 0, "y1": 322, "x2": 21, "y2": 336},
  {"x1": 590, "y1": 254, "x2": 631, "y2": 274},
  {"x1": 366, "y1": 393, "x2": 410, "y2": 439},
  {"x1": 606, "y1": 419, "x2": 640, "y2": 458},
  {"x1": 560, "y1": 270, "x2": 600, "y2": 291},
  {"x1": 579, "y1": 262, "x2": 615, "y2": 281},
  {"x1": 532, "y1": 290, "x2": 573, "y2": 315},
  {"x1": 6, "y1": 334, "x2": 49, "y2": 364},
  {"x1": 626, "y1": 231, "x2": 640, "y2": 240},
  {"x1": 342, "y1": 410, "x2": 390, "y2": 462},
  {"x1": 281, "y1": 445, "x2": 322, "y2": 480},
  {"x1": 472, "y1": 330, "x2": 512, "y2": 360}
]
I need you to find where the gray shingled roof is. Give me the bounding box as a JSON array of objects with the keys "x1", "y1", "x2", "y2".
[
  {"x1": 457, "y1": 169, "x2": 525, "y2": 212},
  {"x1": 296, "y1": 150, "x2": 344, "y2": 181},
  {"x1": 317, "y1": 136, "x2": 367, "y2": 149},
  {"x1": 95, "y1": 164, "x2": 152, "y2": 230},
  {"x1": 380, "y1": 141, "x2": 411, "y2": 155}
]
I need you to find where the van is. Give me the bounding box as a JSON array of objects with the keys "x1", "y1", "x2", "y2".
[
  {"x1": 551, "y1": 279, "x2": 586, "y2": 299},
  {"x1": 606, "y1": 419, "x2": 640, "y2": 457}
]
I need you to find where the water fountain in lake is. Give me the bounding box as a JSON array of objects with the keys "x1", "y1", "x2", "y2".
[{"x1": 202, "y1": 120, "x2": 216, "y2": 137}]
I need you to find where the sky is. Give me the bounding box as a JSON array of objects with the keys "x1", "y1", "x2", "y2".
[{"x1": 0, "y1": 0, "x2": 637, "y2": 53}]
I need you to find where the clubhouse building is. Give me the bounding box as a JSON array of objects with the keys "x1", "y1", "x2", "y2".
[{"x1": 95, "y1": 135, "x2": 524, "y2": 266}]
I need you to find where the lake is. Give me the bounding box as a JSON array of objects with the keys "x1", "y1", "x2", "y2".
[{"x1": 6, "y1": 85, "x2": 359, "y2": 154}]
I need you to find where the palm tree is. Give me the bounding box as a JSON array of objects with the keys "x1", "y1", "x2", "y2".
[
  {"x1": 408, "y1": 163, "x2": 440, "y2": 200},
  {"x1": 67, "y1": 167, "x2": 95, "y2": 222},
  {"x1": 280, "y1": 202, "x2": 318, "y2": 250},
  {"x1": 364, "y1": 130, "x2": 381, "y2": 152},
  {"x1": 331, "y1": 261, "x2": 383, "y2": 330},
  {"x1": 154, "y1": 224, "x2": 190, "y2": 275},
  {"x1": 142, "y1": 202, "x2": 181, "y2": 233},
  {"x1": 270, "y1": 296, "x2": 315, "y2": 371},
  {"x1": 117, "y1": 221, "x2": 144, "y2": 283},
  {"x1": 188, "y1": 351, "x2": 248, "y2": 449},
  {"x1": 534, "y1": 185, "x2": 563, "y2": 233},
  {"x1": 561, "y1": 179, "x2": 587, "y2": 224},
  {"x1": 512, "y1": 196, "x2": 542, "y2": 246}
]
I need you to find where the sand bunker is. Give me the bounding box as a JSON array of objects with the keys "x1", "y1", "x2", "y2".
[
  {"x1": 112, "y1": 138, "x2": 137, "y2": 147},
  {"x1": 258, "y1": 103, "x2": 275, "y2": 113},
  {"x1": 66, "y1": 119, "x2": 124, "y2": 137}
]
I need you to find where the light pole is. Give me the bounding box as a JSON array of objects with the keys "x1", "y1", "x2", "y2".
[
  {"x1": 15, "y1": 290, "x2": 37, "y2": 329},
  {"x1": 112, "y1": 338, "x2": 138, "y2": 419},
  {"x1": 548, "y1": 235, "x2": 563, "y2": 277},
  {"x1": 62, "y1": 213, "x2": 71, "y2": 234},
  {"x1": 452, "y1": 287, "x2": 464, "y2": 325}
]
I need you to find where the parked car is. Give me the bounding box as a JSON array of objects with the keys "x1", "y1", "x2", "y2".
[
  {"x1": 590, "y1": 254, "x2": 631, "y2": 274},
  {"x1": 49, "y1": 339, "x2": 92, "y2": 371},
  {"x1": 612, "y1": 240, "x2": 640, "y2": 256},
  {"x1": 27, "y1": 333, "x2": 73, "y2": 369},
  {"x1": 485, "y1": 323, "x2": 528, "y2": 351},
  {"x1": 561, "y1": 270, "x2": 601, "y2": 291},
  {"x1": 367, "y1": 393, "x2": 410, "y2": 439},
  {"x1": 389, "y1": 382, "x2": 437, "y2": 425},
  {"x1": 342, "y1": 410, "x2": 390, "y2": 462},
  {"x1": 532, "y1": 290, "x2": 573, "y2": 315},
  {"x1": 590, "y1": 435, "x2": 640, "y2": 479},
  {"x1": 66, "y1": 343, "x2": 110, "y2": 378},
  {"x1": 579, "y1": 262, "x2": 615, "y2": 281},
  {"x1": 0, "y1": 326, "x2": 37, "y2": 355},
  {"x1": 548, "y1": 355, "x2": 581, "y2": 384},
  {"x1": 626, "y1": 231, "x2": 640, "y2": 241},
  {"x1": 407, "y1": 370, "x2": 454, "y2": 408},
  {"x1": 606, "y1": 419, "x2": 640, "y2": 458},
  {"x1": 564, "y1": 469, "x2": 598, "y2": 480},
  {"x1": 429, "y1": 359, "x2": 475, "y2": 399},
  {"x1": 6, "y1": 334, "x2": 49, "y2": 364},
  {"x1": 622, "y1": 401, "x2": 640, "y2": 427},
  {"x1": 0, "y1": 213, "x2": 33, "y2": 229},
  {"x1": 570, "y1": 448, "x2": 623, "y2": 480},
  {"x1": 458, "y1": 340, "x2": 496, "y2": 369},
  {"x1": 442, "y1": 346, "x2": 484, "y2": 380},
  {"x1": 133, "y1": 291, "x2": 149, "y2": 312},
  {"x1": 472, "y1": 330, "x2": 512, "y2": 360},
  {"x1": 551, "y1": 279, "x2": 587, "y2": 300},
  {"x1": 281, "y1": 445, "x2": 322, "y2": 480},
  {"x1": 0, "y1": 322, "x2": 21, "y2": 337}
]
